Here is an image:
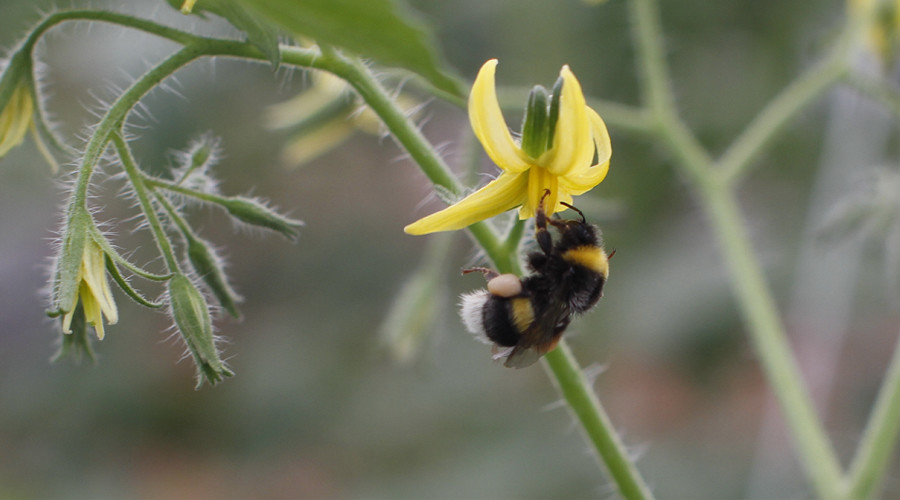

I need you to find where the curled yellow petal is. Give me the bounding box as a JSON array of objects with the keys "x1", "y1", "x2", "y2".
[
  {"x1": 468, "y1": 59, "x2": 531, "y2": 173},
  {"x1": 404, "y1": 172, "x2": 528, "y2": 234},
  {"x1": 541, "y1": 65, "x2": 593, "y2": 176},
  {"x1": 81, "y1": 239, "x2": 118, "y2": 327},
  {"x1": 559, "y1": 108, "x2": 612, "y2": 195}
]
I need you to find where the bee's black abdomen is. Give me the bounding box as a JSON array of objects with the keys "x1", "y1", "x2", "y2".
[{"x1": 481, "y1": 297, "x2": 522, "y2": 347}]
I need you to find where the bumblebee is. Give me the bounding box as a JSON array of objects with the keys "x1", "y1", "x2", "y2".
[{"x1": 460, "y1": 195, "x2": 611, "y2": 368}]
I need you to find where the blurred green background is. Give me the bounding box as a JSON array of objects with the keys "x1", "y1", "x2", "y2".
[{"x1": 2, "y1": 0, "x2": 898, "y2": 498}]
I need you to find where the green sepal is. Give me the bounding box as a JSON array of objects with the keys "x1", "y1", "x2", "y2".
[
  {"x1": 51, "y1": 208, "x2": 90, "y2": 315},
  {"x1": 0, "y1": 49, "x2": 30, "y2": 112},
  {"x1": 235, "y1": 0, "x2": 466, "y2": 98},
  {"x1": 520, "y1": 85, "x2": 550, "y2": 159},
  {"x1": 51, "y1": 303, "x2": 97, "y2": 364},
  {"x1": 186, "y1": 235, "x2": 242, "y2": 318},
  {"x1": 547, "y1": 76, "x2": 564, "y2": 152},
  {"x1": 168, "y1": 0, "x2": 282, "y2": 68},
  {"x1": 105, "y1": 255, "x2": 165, "y2": 309},
  {"x1": 168, "y1": 274, "x2": 234, "y2": 388},
  {"x1": 220, "y1": 196, "x2": 304, "y2": 240}
]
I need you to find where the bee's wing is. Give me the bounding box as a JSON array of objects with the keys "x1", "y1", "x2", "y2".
[{"x1": 503, "y1": 298, "x2": 571, "y2": 368}]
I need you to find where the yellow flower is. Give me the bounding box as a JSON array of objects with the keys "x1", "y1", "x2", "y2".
[
  {"x1": 404, "y1": 59, "x2": 611, "y2": 235},
  {"x1": 61, "y1": 238, "x2": 118, "y2": 340},
  {"x1": 0, "y1": 83, "x2": 33, "y2": 158}
]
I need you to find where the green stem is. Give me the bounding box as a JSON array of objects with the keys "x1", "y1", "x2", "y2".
[
  {"x1": 628, "y1": 0, "x2": 714, "y2": 186},
  {"x1": 543, "y1": 343, "x2": 654, "y2": 500},
  {"x1": 719, "y1": 53, "x2": 848, "y2": 184},
  {"x1": 68, "y1": 45, "x2": 207, "y2": 209},
  {"x1": 21, "y1": 10, "x2": 199, "y2": 51},
  {"x1": 699, "y1": 180, "x2": 843, "y2": 498},
  {"x1": 293, "y1": 48, "x2": 521, "y2": 271},
  {"x1": 112, "y1": 132, "x2": 180, "y2": 272},
  {"x1": 843, "y1": 328, "x2": 900, "y2": 499},
  {"x1": 26, "y1": 21, "x2": 647, "y2": 496},
  {"x1": 629, "y1": 0, "x2": 845, "y2": 496},
  {"x1": 282, "y1": 45, "x2": 648, "y2": 498}
]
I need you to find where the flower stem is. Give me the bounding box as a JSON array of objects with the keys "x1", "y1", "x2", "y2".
[
  {"x1": 628, "y1": 0, "x2": 845, "y2": 496},
  {"x1": 112, "y1": 132, "x2": 180, "y2": 272},
  {"x1": 843, "y1": 327, "x2": 900, "y2": 499},
  {"x1": 719, "y1": 53, "x2": 848, "y2": 184},
  {"x1": 543, "y1": 343, "x2": 654, "y2": 500},
  {"x1": 699, "y1": 180, "x2": 843, "y2": 498},
  {"x1": 68, "y1": 45, "x2": 205, "y2": 209}
]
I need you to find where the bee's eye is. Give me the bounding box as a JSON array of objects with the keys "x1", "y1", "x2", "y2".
[{"x1": 487, "y1": 274, "x2": 523, "y2": 298}]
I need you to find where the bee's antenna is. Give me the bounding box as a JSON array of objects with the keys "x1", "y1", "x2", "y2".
[{"x1": 559, "y1": 202, "x2": 586, "y2": 223}]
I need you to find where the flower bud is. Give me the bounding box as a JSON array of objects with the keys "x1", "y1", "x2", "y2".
[
  {"x1": 168, "y1": 274, "x2": 233, "y2": 387},
  {"x1": 0, "y1": 51, "x2": 34, "y2": 159},
  {"x1": 520, "y1": 85, "x2": 551, "y2": 159},
  {"x1": 186, "y1": 235, "x2": 241, "y2": 318},
  {"x1": 220, "y1": 196, "x2": 303, "y2": 240}
]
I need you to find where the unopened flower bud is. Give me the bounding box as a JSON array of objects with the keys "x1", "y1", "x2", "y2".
[
  {"x1": 168, "y1": 274, "x2": 233, "y2": 387},
  {"x1": 186, "y1": 235, "x2": 241, "y2": 318},
  {"x1": 221, "y1": 196, "x2": 303, "y2": 240}
]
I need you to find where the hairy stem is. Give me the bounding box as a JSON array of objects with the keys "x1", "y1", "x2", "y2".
[
  {"x1": 113, "y1": 132, "x2": 180, "y2": 272},
  {"x1": 543, "y1": 343, "x2": 655, "y2": 500}
]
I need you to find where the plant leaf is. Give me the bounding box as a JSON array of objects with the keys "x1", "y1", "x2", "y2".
[{"x1": 235, "y1": 0, "x2": 465, "y2": 98}]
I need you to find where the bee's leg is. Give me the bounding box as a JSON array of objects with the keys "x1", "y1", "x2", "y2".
[
  {"x1": 462, "y1": 267, "x2": 499, "y2": 281},
  {"x1": 535, "y1": 190, "x2": 554, "y2": 255},
  {"x1": 559, "y1": 201, "x2": 586, "y2": 223}
]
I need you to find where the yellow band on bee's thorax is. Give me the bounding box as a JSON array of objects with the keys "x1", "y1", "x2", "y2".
[{"x1": 563, "y1": 245, "x2": 609, "y2": 276}]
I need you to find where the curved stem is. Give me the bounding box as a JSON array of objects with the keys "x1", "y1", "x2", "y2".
[
  {"x1": 68, "y1": 44, "x2": 207, "y2": 209},
  {"x1": 20, "y1": 10, "x2": 199, "y2": 52}
]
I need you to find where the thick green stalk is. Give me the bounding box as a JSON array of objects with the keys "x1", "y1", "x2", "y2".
[
  {"x1": 628, "y1": 0, "x2": 713, "y2": 186},
  {"x1": 628, "y1": 0, "x2": 844, "y2": 496},
  {"x1": 699, "y1": 179, "x2": 843, "y2": 498},
  {"x1": 543, "y1": 343, "x2": 654, "y2": 500}
]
